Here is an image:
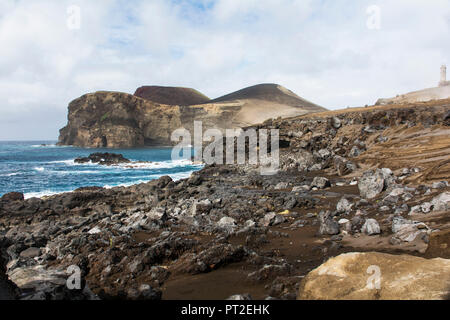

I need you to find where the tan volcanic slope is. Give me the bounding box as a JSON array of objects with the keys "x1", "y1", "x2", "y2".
[
  {"x1": 205, "y1": 83, "x2": 326, "y2": 127},
  {"x1": 58, "y1": 84, "x2": 326, "y2": 148}
]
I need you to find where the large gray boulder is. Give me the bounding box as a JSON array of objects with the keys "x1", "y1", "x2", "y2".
[
  {"x1": 330, "y1": 117, "x2": 342, "y2": 129},
  {"x1": 336, "y1": 197, "x2": 354, "y2": 214},
  {"x1": 391, "y1": 217, "x2": 429, "y2": 243},
  {"x1": 318, "y1": 211, "x2": 340, "y2": 235},
  {"x1": 217, "y1": 217, "x2": 236, "y2": 230},
  {"x1": 431, "y1": 192, "x2": 450, "y2": 212},
  {"x1": 361, "y1": 219, "x2": 381, "y2": 235},
  {"x1": 358, "y1": 169, "x2": 385, "y2": 199},
  {"x1": 311, "y1": 177, "x2": 330, "y2": 189},
  {"x1": 296, "y1": 150, "x2": 315, "y2": 172}
]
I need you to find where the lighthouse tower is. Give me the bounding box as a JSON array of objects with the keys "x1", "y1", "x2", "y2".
[{"x1": 439, "y1": 65, "x2": 450, "y2": 87}]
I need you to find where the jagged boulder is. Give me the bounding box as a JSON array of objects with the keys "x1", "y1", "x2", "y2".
[
  {"x1": 311, "y1": 177, "x2": 330, "y2": 189},
  {"x1": 296, "y1": 150, "x2": 315, "y2": 172},
  {"x1": 361, "y1": 219, "x2": 381, "y2": 235},
  {"x1": 336, "y1": 197, "x2": 354, "y2": 214},
  {"x1": 333, "y1": 156, "x2": 356, "y2": 176},
  {"x1": 431, "y1": 192, "x2": 450, "y2": 212},
  {"x1": 318, "y1": 211, "x2": 339, "y2": 235},
  {"x1": 358, "y1": 169, "x2": 385, "y2": 199}
]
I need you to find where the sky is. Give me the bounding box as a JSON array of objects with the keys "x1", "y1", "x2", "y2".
[{"x1": 0, "y1": 0, "x2": 449, "y2": 140}]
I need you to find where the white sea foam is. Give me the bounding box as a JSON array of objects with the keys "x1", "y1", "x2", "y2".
[
  {"x1": 1, "y1": 172, "x2": 19, "y2": 177},
  {"x1": 24, "y1": 190, "x2": 64, "y2": 199},
  {"x1": 34, "y1": 167, "x2": 45, "y2": 172},
  {"x1": 48, "y1": 158, "x2": 203, "y2": 170},
  {"x1": 50, "y1": 170, "x2": 99, "y2": 175},
  {"x1": 167, "y1": 171, "x2": 196, "y2": 181},
  {"x1": 117, "y1": 159, "x2": 203, "y2": 170},
  {"x1": 31, "y1": 144, "x2": 57, "y2": 148},
  {"x1": 48, "y1": 159, "x2": 77, "y2": 165},
  {"x1": 103, "y1": 179, "x2": 149, "y2": 189}
]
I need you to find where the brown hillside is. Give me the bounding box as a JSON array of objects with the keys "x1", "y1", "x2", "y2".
[{"x1": 134, "y1": 86, "x2": 210, "y2": 106}]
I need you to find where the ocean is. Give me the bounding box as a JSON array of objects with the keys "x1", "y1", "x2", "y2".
[{"x1": 0, "y1": 141, "x2": 202, "y2": 199}]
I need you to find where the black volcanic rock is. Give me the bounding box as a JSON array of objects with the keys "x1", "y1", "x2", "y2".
[
  {"x1": 1, "y1": 192, "x2": 24, "y2": 203},
  {"x1": 75, "y1": 153, "x2": 131, "y2": 166},
  {"x1": 444, "y1": 110, "x2": 450, "y2": 126}
]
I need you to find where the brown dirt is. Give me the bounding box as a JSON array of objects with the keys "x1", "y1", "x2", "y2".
[
  {"x1": 425, "y1": 229, "x2": 450, "y2": 259},
  {"x1": 161, "y1": 226, "x2": 329, "y2": 300},
  {"x1": 357, "y1": 125, "x2": 450, "y2": 184}
]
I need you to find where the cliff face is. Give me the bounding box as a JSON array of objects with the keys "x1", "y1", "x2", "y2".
[
  {"x1": 58, "y1": 91, "x2": 182, "y2": 148},
  {"x1": 58, "y1": 84, "x2": 326, "y2": 148}
]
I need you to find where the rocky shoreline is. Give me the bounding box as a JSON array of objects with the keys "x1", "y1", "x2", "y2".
[{"x1": 1, "y1": 100, "x2": 449, "y2": 300}]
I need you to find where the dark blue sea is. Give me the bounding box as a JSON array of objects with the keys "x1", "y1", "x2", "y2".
[{"x1": 0, "y1": 141, "x2": 202, "y2": 198}]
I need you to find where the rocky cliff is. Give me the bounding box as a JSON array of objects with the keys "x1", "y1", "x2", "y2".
[
  {"x1": 58, "y1": 91, "x2": 182, "y2": 148},
  {"x1": 58, "y1": 84, "x2": 326, "y2": 148}
]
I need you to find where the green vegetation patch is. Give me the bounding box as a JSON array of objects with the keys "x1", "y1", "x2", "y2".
[{"x1": 100, "y1": 112, "x2": 110, "y2": 122}]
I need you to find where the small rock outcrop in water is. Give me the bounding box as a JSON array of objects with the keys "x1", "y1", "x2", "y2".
[
  {"x1": 75, "y1": 153, "x2": 130, "y2": 166},
  {"x1": 298, "y1": 252, "x2": 450, "y2": 300}
]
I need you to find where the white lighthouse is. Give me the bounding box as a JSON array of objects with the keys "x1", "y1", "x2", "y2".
[{"x1": 439, "y1": 65, "x2": 450, "y2": 87}]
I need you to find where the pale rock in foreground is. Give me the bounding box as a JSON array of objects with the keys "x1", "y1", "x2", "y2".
[
  {"x1": 298, "y1": 252, "x2": 450, "y2": 300},
  {"x1": 8, "y1": 265, "x2": 98, "y2": 300},
  {"x1": 217, "y1": 217, "x2": 236, "y2": 231}
]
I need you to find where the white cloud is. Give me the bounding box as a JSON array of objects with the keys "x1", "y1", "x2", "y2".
[{"x1": 0, "y1": 0, "x2": 449, "y2": 139}]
